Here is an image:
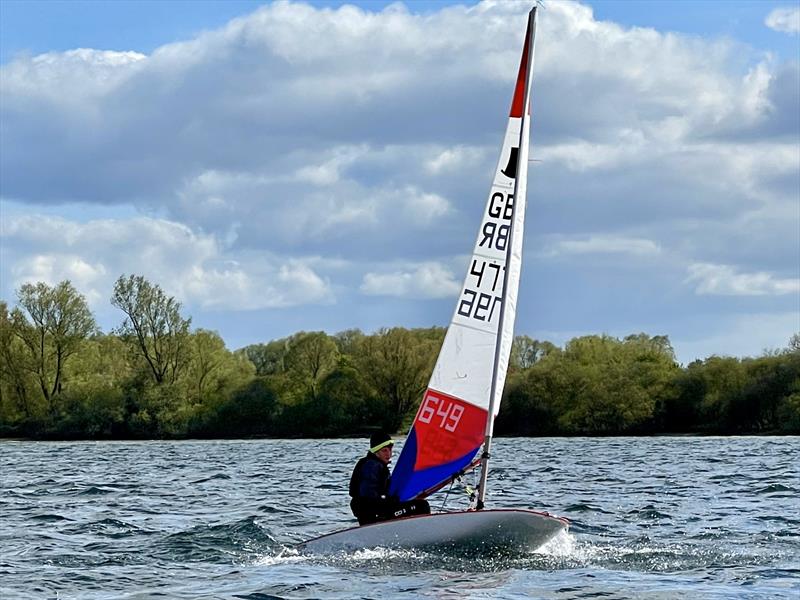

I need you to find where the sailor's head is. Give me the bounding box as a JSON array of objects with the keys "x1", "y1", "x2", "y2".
[{"x1": 369, "y1": 431, "x2": 394, "y2": 464}]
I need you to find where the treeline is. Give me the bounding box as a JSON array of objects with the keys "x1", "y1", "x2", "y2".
[
  {"x1": 496, "y1": 334, "x2": 800, "y2": 435},
  {"x1": 1, "y1": 277, "x2": 798, "y2": 439}
]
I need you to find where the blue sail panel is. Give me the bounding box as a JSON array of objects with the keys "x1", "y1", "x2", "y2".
[{"x1": 390, "y1": 426, "x2": 481, "y2": 502}]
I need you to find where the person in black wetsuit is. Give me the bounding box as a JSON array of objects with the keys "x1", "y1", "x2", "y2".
[{"x1": 349, "y1": 431, "x2": 430, "y2": 526}]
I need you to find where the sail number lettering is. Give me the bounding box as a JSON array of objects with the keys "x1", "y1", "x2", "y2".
[
  {"x1": 479, "y1": 192, "x2": 514, "y2": 252},
  {"x1": 418, "y1": 396, "x2": 464, "y2": 432},
  {"x1": 479, "y1": 222, "x2": 509, "y2": 252},
  {"x1": 488, "y1": 191, "x2": 514, "y2": 220},
  {"x1": 469, "y1": 259, "x2": 503, "y2": 291},
  {"x1": 458, "y1": 289, "x2": 502, "y2": 322},
  {"x1": 458, "y1": 259, "x2": 505, "y2": 324}
]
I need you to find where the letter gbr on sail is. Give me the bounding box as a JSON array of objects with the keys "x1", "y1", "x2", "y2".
[{"x1": 390, "y1": 9, "x2": 538, "y2": 502}]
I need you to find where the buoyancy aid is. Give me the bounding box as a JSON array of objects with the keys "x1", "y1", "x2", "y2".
[{"x1": 349, "y1": 452, "x2": 390, "y2": 500}]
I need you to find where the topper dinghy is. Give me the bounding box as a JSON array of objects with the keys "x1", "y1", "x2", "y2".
[{"x1": 300, "y1": 6, "x2": 567, "y2": 555}]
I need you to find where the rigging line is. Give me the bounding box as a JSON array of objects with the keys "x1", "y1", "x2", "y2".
[{"x1": 439, "y1": 477, "x2": 457, "y2": 512}]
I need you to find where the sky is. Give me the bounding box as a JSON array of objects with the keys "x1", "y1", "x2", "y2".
[{"x1": 1, "y1": 0, "x2": 798, "y2": 365}]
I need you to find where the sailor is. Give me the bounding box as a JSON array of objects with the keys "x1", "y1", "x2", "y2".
[{"x1": 349, "y1": 431, "x2": 430, "y2": 525}]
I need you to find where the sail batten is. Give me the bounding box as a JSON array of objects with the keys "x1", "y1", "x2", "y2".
[{"x1": 389, "y1": 7, "x2": 538, "y2": 504}]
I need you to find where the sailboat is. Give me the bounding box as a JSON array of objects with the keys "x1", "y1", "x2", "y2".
[{"x1": 301, "y1": 5, "x2": 567, "y2": 554}]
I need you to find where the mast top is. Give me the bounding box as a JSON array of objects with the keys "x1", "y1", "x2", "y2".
[{"x1": 509, "y1": 7, "x2": 538, "y2": 118}]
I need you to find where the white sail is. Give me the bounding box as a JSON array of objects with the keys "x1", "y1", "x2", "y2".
[{"x1": 390, "y1": 7, "x2": 538, "y2": 503}]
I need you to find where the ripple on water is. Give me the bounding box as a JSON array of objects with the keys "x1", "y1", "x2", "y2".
[
  {"x1": 29, "y1": 514, "x2": 72, "y2": 523},
  {"x1": 564, "y1": 502, "x2": 602, "y2": 513},
  {"x1": 256, "y1": 505, "x2": 291, "y2": 514},
  {"x1": 75, "y1": 485, "x2": 117, "y2": 496},
  {"x1": 154, "y1": 516, "x2": 281, "y2": 563},
  {"x1": 754, "y1": 483, "x2": 796, "y2": 495},
  {"x1": 190, "y1": 473, "x2": 232, "y2": 484},
  {"x1": 627, "y1": 505, "x2": 672, "y2": 520}
]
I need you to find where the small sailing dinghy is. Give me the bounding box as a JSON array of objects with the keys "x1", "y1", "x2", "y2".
[{"x1": 301, "y1": 5, "x2": 567, "y2": 555}]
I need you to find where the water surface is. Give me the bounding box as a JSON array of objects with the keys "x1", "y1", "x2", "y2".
[{"x1": 2, "y1": 437, "x2": 798, "y2": 598}]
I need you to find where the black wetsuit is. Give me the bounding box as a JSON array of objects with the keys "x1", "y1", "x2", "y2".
[{"x1": 349, "y1": 452, "x2": 430, "y2": 525}]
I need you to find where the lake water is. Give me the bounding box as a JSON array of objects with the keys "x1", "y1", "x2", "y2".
[{"x1": 1, "y1": 437, "x2": 798, "y2": 599}]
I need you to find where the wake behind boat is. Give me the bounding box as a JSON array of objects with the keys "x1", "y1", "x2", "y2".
[{"x1": 301, "y1": 6, "x2": 567, "y2": 555}]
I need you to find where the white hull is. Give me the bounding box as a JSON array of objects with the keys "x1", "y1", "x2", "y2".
[{"x1": 299, "y1": 509, "x2": 568, "y2": 555}]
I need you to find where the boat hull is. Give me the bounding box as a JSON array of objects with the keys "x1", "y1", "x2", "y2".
[{"x1": 299, "y1": 508, "x2": 568, "y2": 555}]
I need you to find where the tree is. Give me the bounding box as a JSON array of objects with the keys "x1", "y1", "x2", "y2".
[
  {"x1": 10, "y1": 281, "x2": 97, "y2": 414},
  {"x1": 333, "y1": 328, "x2": 364, "y2": 355},
  {"x1": 0, "y1": 301, "x2": 36, "y2": 423},
  {"x1": 188, "y1": 329, "x2": 226, "y2": 402},
  {"x1": 788, "y1": 333, "x2": 800, "y2": 353},
  {"x1": 550, "y1": 334, "x2": 678, "y2": 434},
  {"x1": 240, "y1": 339, "x2": 289, "y2": 376},
  {"x1": 111, "y1": 275, "x2": 191, "y2": 385},
  {"x1": 510, "y1": 335, "x2": 558, "y2": 371},
  {"x1": 188, "y1": 329, "x2": 255, "y2": 403},
  {"x1": 283, "y1": 331, "x2": 339, "y2": 401},
  {"x1": 355, "y1": 327, "x2": 439, "y2": 431}
]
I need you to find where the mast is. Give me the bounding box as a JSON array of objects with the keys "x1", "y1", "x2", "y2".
[{"x1": 476, "y1": 5, "x2": 538, "y2": 509}]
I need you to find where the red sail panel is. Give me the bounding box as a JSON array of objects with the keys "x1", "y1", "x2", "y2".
[
  {"x1": 412, "y1": 389, "x2": 488, "y2": 471},
  {"x1": 509, "y1": 21, "x2": 531, "y2": 118}
]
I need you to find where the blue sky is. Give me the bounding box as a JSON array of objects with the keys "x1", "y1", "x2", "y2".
[{"x1": 1, "y1": 0, "x2": 798, "y2": 364}]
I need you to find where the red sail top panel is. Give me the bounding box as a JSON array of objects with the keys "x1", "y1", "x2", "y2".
[{"x1": 509, "y1": 19, "x2": 531, "y2": 118}]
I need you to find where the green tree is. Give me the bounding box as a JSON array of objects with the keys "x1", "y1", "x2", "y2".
[
  {"x1": 696, "y1": 356, "x2": 747, "y2": 431},
  {"x1": 0, "y1": 301, "x2": 35, "y2": 422},
  {"x1": 283, "y1": 331, "x2": 339, "y2": 401},
  {"x1": 495, "y1": 366, "x2": 562, "y2": 435},
  {"x1": 551, "y1": 334, "x2": 678, "y2": 434},
  {"x1": 333, "y1": 328, "x2": 364, "y2": 355},
  {"x1": 202, "y1": 377, "x2": 280, "y2": 437},
  {"x1": 355, "y1": 327, "x2": 439, "y2": 431},
  {"x1": 188, "y1": 329, "x2": 225, "y2": 402},
  {"x1": 187, "y1": 329, "x2": 256, "y2": 403},
  {"x1": 789, "y1": 332, "x2": 800, "y2": 353},
  {"x1": 316, "y1": 363, "x2": 377, "y2": 434},
  {"x1": 240, "y1": 338, "x2": 288, "y2": 376},
  {"x1": 49, "y1": 333, "x2": 133, "y2": 438},
  {"x1": 658, "y1": 362, "x2": 704, "y2": 432},
  {"x1": 510, "y1": 335, "x2": 558, "y2": 371},
  {"x1": 111, "y1": 274, "x2": 191, "y2": 385},
  {"x1": 10, "y1": 281, "x2": 97, "y2": 415}
]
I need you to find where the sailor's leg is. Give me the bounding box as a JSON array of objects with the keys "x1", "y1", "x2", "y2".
[
  {"x1": 351, "y1": 498, "x2": 380, "y2": 525},
  {"x1": 386, "y1": 499, "x2": 431, "y2": 520}
]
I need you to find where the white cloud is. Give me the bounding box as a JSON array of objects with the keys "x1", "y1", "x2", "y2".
[
  {"x1": 182, "y1": 259, "x2": 332, "y2": 310},
  {"x1": 12, "y1": 255, "x2": 107, "y2": 305},
  {"x1": 295, "y1": 145, "x2": 369, "y2": 186},
  {"x1": 2, "y1": 214, "x2": 333, "y2": 311},
  {"x1": 537, "y1": 136, "x2": 648, "y2": 172},
  {"x1": 401, "y1": 187, "x2": 451, "y2": 224},
  {"x1": 425, "y1": 146, "x2": 485, "y2": 175},
  {"x1": 686, "y1": 263, "x2": 800, "y2": 296},
  {"x1": 361, "y1": 262, "x2": 461, "y2": 299},
  {"x1": 765, "y1": 7, "x2": 800, "y2": 33},
  {"x1": 2, "y1": 49, "x2": 145, "y2": 104},
  {"x1": 172, "y1": 166, "x2": 452, "y2": 252},
  {"x1": 544, "y1": 235, "x2": 661, "y2": 257}
]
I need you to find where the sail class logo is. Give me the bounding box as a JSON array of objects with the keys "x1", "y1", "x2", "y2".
[{"x1": 501, "y1": 147, "x2": 519, "y2": 179}]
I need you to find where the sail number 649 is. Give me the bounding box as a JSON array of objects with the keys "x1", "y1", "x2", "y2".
[{"x1": 418, "y1": 396, "x2": 464, "y2": 432}]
